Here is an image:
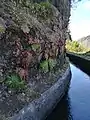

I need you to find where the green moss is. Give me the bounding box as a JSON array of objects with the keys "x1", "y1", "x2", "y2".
[
  {"x1": 0, "y1": 25, "x2": 5, "y2": 33},
  {"x1": 48, "y1": 58, "x2": 57, "y2": 70},
  {"x1": 28, "y1": 2, "x2": 53, "y2": 20},
  {"x1": 39, "y1": 59, "x2": 57, "y2": 72},
  {"x1": 40, "y1": 60, "x2": 49, "y2": 73},
  {"x1": 31, "y1": 43, "x2": 40, "y2": 51}
]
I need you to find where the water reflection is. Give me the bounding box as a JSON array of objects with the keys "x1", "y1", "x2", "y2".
[
  {"x1": 46, "y1": 93, "x2": 73, "y2": 120},
  {"x1": 69, "y1": 64, "x2": 90, "y2": 120},
  {"x1": 46, "y1": 64, "x2": 90, "y2": 120}
]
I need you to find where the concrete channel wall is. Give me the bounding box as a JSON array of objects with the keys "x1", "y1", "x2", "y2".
[
  {"x1": 67, "y1": 52, "x2": 90, "y2": 75},
  {"x1": 12, "y1": 66, "x2": 71, "y2": 120}
]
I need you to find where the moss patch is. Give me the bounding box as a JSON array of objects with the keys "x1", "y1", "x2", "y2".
[
  {"x1": 48, "y1": 58, "x2": 57, "y2": 71},
  {"x1": 0, "y1": 25, "x2": 5, "y2": 33},
  {"x1": 31, "y1": 43, "x2": 40, "y2": 51},
  {"x1": 39, "y1": 59, "x2": 57, "y2": 73},
  {"x1": 28, "y1": 2, "x2": 53, "y2": 20},
  {"x1": 40, "y1": 60, "x2": 49, "y2": 73}
]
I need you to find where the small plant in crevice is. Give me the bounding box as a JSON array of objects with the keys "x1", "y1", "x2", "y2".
[
  {"x1": 31, "y1": 43, "x2": 41, "y2": 52},
  {"x1": 38, "y1": 40, "x2": 64, "y2": 73},
  {"x1": 0, "y1": 25, "x2": 5, "y2": 33},
  {"x1": 48, "y1": 58, "x2": 57, "y2": 71},
  {"x1": 39, "y1": 58, "x2": 57, "y2": 73},
  {"x1": 66, "y1": 40, "x2": 88, "y2": 53},
  {"x1": 5, "y1": 73, "x2": 26, "y2": 91},
  {"x1": 40, "y1": 60, "x2": 49, "y2": 73},
  {"x1": 28, "y1": 2, "x2": 53, "y2": 20}
]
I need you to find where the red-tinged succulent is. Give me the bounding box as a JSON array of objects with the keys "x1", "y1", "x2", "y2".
[
  {"x1": 15, "y1": 50, "x2": 34, "y2": 81},
  {"x1": 16, "y1": 67, "x2": 28, "y2": 81},
  {"x1": 28, "y1": 35, "x2": 34, "y2": 44},
  {"x1": 15, "y1": 38, "x2": 23, "y2": 56},
  {"x1": 20, "y1": 50, "x2": 33, "y2": 69}
]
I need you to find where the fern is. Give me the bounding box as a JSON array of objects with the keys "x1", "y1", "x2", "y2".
[{"x1": 5, "y1": 73, "x2": 26, "y2": 91}]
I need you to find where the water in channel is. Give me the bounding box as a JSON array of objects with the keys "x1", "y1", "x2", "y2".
[{"x1": 46, "y1": 63, "x2": 90, "y2": 120}]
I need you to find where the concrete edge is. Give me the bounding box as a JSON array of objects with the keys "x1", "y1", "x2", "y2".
[
  {"x1": 67, "y1": 52, "x2": 90, "y2": 62},
  {"x1": 67, "y1": 52, "x2": 90, "y2": 75},
  {"x1": 12, "y1": 66, "x2": 71, "y2": 120}
]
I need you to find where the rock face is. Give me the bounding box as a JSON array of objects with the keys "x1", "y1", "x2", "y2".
[
  {"x1": 0, "y1": 0, "x2": 71, "y2": 119},
  {"x1": 78, "y1": 35, "x2": 90, "y2": 49},
  {"x1": 0, "y1": 0, "x2": 71, "y2": 81},
  {"x1": 13, "y1": 66, "x2": 71, "y2": 120}
]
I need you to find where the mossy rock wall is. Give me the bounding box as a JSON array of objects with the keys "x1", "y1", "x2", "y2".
[
  {"x1": 0, "y1": 0, "x2": 71, "y2": 119},
  {"x1": 12, "y1": 66, "x2": 71, "y2": 120},
  {"x1": 0, "y1": 0, "x2": 71, "y2": 81}
]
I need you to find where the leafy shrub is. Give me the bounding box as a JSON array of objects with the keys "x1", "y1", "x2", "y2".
[
  {"x1": 66, "y1": 40, "x2": 87, "y2": 53},
  {"x1": 5, "y1": 73, "x2": 26, "y2": 91}
]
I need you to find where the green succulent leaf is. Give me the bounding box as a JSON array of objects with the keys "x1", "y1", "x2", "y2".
[
  {"x1": 31, "y1": 44, "x2": 40, "y2": 51},
  {"x1": 40, "y1": 60, "x2": 49, "y2": 73},
  {"x1": 48, "y1": 59, "x2": 57, "y2": 70}
]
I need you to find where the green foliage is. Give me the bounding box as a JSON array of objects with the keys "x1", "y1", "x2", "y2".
[
  {"x1": 5, "y1": 73, "x2": 26, "y2": 91},
  {"x1": 40, "y1": 59, "x2": 57, "y2": 72},
  {"x1": 12, "y1": 0, "x2": 27, "y2": 6},
  {"x1": 66, "y1": 40, "x2": 87, "y2": 53},
  {"x1": 28, "y1": 2, "x2": 53, "y2": 20},
  {"x1": 0, "y1": 26, "x2": 5, "y2": 33},
  {"x1": 48, "y1": 58, "x2": 57, "y2": 70},
  {"x1": 10, "y1": 1, "x2": 53, "y2": 27},
  {"x1": 40, "y1": 60, "x2": 49, "y2": 73},
  {"x1": 31, "y1": 44, "x2": 40, "y2": 51}
]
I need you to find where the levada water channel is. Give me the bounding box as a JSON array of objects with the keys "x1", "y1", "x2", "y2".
[{"x1": 46, "y1": 63, "x2": 90, "y2": 120}]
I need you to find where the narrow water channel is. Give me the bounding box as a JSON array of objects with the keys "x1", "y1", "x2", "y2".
[{"x1": 46, "y1": 63, "x2": 90, "y2": 120}]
